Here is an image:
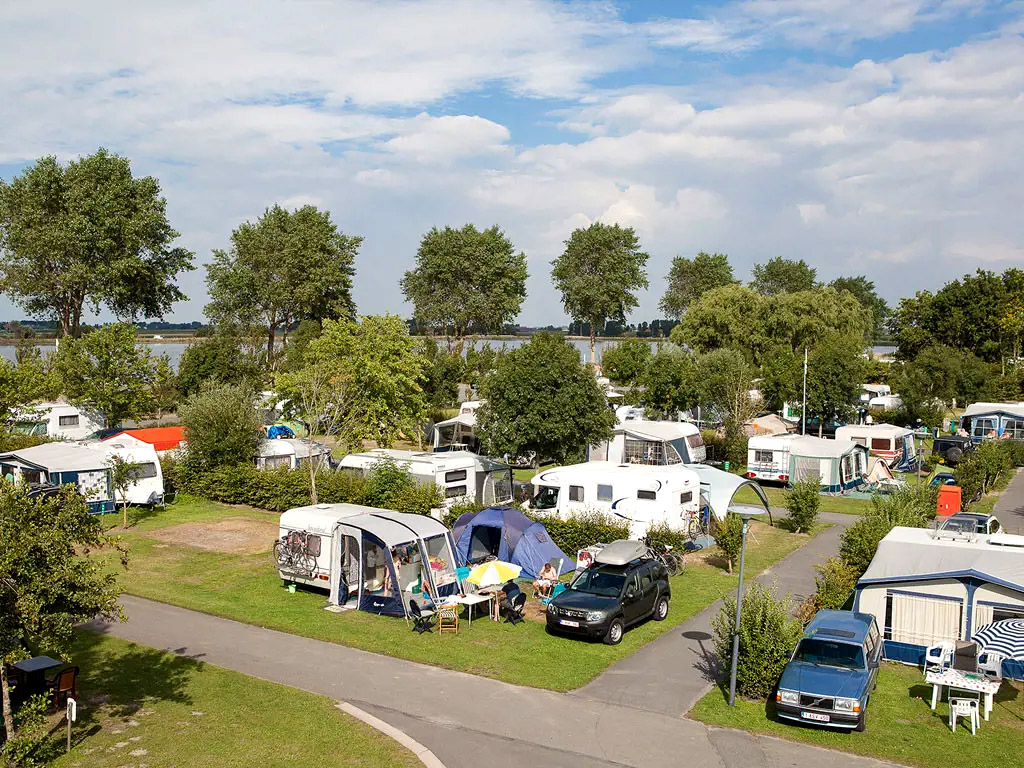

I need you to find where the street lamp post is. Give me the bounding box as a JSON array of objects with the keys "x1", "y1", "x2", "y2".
[{"x1": 728, "y1": 505, "x2": 766, "y2": 707}]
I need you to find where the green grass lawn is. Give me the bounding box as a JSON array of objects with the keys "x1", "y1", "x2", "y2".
[
  {"x1": 733, "y1": 484, "x2": 877, "y2": 516},
  {"x1": 690, "y1": 663, "x2": 1024, "y2": 768},
  {"x1": 98, "y1": 496, "x2": 828, "y2": 692},
  {"x1": 46, "y1": 631, "x2": 420, "y2": 768}
]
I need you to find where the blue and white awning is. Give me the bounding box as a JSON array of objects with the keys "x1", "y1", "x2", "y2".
[{"x1": 971, "y1": 618, "x2": 1024, "y2": 660}]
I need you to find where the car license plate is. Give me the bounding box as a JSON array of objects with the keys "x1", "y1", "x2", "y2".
[
  {"x1": 559, "y1": 619, "x2": 580, "y2": 627},
  {"x1": 800, "y1": 711, "x2": 830, "y2": 722}
]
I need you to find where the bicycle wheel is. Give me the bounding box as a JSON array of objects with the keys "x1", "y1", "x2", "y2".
[{"x1": 672, "y1": 552, "x2": 687, "y2": 575}]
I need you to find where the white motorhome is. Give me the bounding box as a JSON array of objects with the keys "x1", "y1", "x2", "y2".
[
  {"x1": 256, "y1": 438, "x2": 331, "y2": 471},
  {"x1": 11, "y1": 402, "x2": 103, "y2": 440},
  {"x1": 528, "y1": 462, "x2": 701, "y2": 539},
  {"x1": 589, "y1": 419, "x2": 706, "y2": 464},
  {"x1": 338, "y1": 448, "x2": 513, "y2": 509},
  {"x1": 91, "y1": 436, "x2": 165, "y2": 506}
]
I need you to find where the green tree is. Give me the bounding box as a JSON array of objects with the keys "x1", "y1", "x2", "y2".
[
  {"x1": 759, "y1": 345, "x2": 802, "y2": 412},
  {"x1": 418, "y1": 337, "x2": 466, "y2": 409},
  {"x1": 50, "y1": 323, "x2": 156, "y2": 428},
  {"x1": 477, "y1": 332, "x2": 615, "y2": 464},
  {"x1": 659, "y1": 251, "x2": 735, "y2": 319},
  {"x1": 601, "y1": 338, "x2": 653, "y2": 385},
  {"x1": 177, "y1": 326, "x2": 265, "y2": 397},
  {"x1": 713, "y1": 512, "x2": 745, "y2": 573},
  {"x1": 804, "y1": 334, "x2": 865, "y2": 433},
  {"x1": 205, "y1": 204, "x2": 361, "y2": 365},
  {"x1": 637, "y1": 347, "x2": 695, "y2": 419},
  {"x1": 0, "y1": 345, "x2": 51, "y2": 426},
  {"x1": 551, "y1": 223, "x2": 649, "y2": 364},
  {"x1": 892, "y1": 345, "x2": 993, "y2": 415},
  {"x1": 400, "y1": 224, "x2": 527, "y2": 352},
  {"x1": 750, "y1": 256, "x2": 817, "y2": 295},
  {"x1": 785, "y1": 478, "x2": 821, "y2": 534},
  {"x1": 693, "y1": 348, "x2": 759, "y2": 429},
  {"x1": 105, "y1": 454, "x2": 142, "y2": 529},
  {"x1": 149, "y1": 353, "x2": 178, "y2": 420},
  {"x1": 279, "y1": 315, "x2": 426, "y2": 450},
  {"x1": 179, "y1": 382, "x2": 263, "y2": 470},
  {"x1": 0, "y1": 149, "x2": 193, "y2": 337},
  {"x1": 0, "y1": 485, "x2": 126, "y2": 747},
  {"x1": 839, "y1": 487, "x2": 934, "y2": 577},
  {"x1": 830, "y1": 276, "x2": 889, "y2": 343}
]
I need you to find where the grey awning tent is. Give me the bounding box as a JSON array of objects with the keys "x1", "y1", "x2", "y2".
[{"x1": 684, "y1": 463, "x2": 772, "y2": 522}]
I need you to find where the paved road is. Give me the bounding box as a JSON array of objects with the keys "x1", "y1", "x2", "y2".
[{"x1": 993, "y1": 469, "x2": 1024, "y2": 533}]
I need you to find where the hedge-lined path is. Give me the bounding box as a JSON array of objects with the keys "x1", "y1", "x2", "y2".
[
  {"x1": 577, "y1": 511, "x2": 858, "y2": 716},
  {"x1": 89, "y1": 594, "x2": 896, "y2": 768},
  {"x1": 993, "y1": 468, "x2": 1024, "y2": 534}
]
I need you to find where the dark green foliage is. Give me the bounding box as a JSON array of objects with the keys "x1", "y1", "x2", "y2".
[
  {"x1": 785, "y1": 479, "x2": 821, "y2": 534},
  {"x1": 711, "y1": 581, "x2": 802, "y2": 700},
  {"x1": 443, "y1": 500, "x2": 485, "y2": 529},
  {"x1": 659, "y1": 251, "x2": 736, "y2": 319},
  {"x1": 830, "y1": 276, "x2": 889, "y2": 343},
  {"x1": 601, "y1": 338, "x2": 653, "y2": 385},
  {"x1": 892, "y1": 345, "x2": 994, "y2": 417},
  {"x1": 839, "y1": 487, "x2": 935, "y2": 577},
  {"x1": 477, "y1": 332, "x2": 615, "y2": 465},
  {"x1": 361, "y1": 458, "x2": 444, "y2": 512},
  {"x1": 758, "y1": 346, "x2": 802, "y2": 412},
  {"x1": 804, "y1": 333, "x2": 865, "y2": 428},
  {"x1": 178, "y1": 382, "x2": 263, "y2": 470},
  {"x1": 797, "y1": 557, "x2": 857, "y2": 624},
  {"x1": 750, "y1": 257, "x2": 817, "y2": 295},
  {"x1": 526, "y1": 511, "x2": 631, "y2": 557},
  {"x1": 418, "y1": 337, "x2": 466, "y2": 408},
  {"x1": 638, "y1": 347, "x2": 695, "y2": 418},
  {"x1": 955, "y1": 442, "x2": 1014, "y2": 506},
  {"x1": 643, "y1": 522, "x2": 692, "y2": 554},
  {"x1": 714, "y1": 512, "x2": 745, "y2": 573},
  {"x1": 177, "y1": 328, "x2": 265, "y2": 397}
]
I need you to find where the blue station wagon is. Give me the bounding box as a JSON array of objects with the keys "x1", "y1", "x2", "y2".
[{"x1": 776, "y1": 610, "x2": 881, "y2": 732}]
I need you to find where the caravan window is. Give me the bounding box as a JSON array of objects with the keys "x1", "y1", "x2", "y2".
[
  {"x1": 973, "y1": 417, "x2": 996, "y2": 438},
  {"x1": 871, "y1": 438, "x2": 890, "y2": 451},
  {"x1": 637, "y1": 490, "x2": 656, "y2": 501},
  {"x1": 850, "y1": 436, "x2": 867, "y2": 447},
  {"x1": 58, "y1": 414, "x2": 79, "y2": 427},
  {"x1": 305, "y1": 534, "x2": 322, "y2": 558},
  {"x1": 753, "y1": 450, "x2": 773, "y2": 464},
  {"x1": 680, "y1": 491, "x2": 693, "y2": 504},
  {"x1": 128, "y1": 463, "x2": 158, "y2": 480},
  {"x1": 597, "y1": 484, "x2": 613, "y2": 501},
  {"x1": 569, "y1": 485, "x2": 584, "y2": 502},
  {"x1": 445, "y1": 485, "x2": 467, "y2": 498},
  {"x1": 531, "y1": 486, "x2": 559, "y2": 509},
  {"x1": 425, "y1": 535, "x2": 456, "y2": 588},
  {"x1": 1005, "y1": 419, "x2": 1024, "y2": 439},
  {"x1": 444, "y1": 469, "x2": 468, "y2": 483}
]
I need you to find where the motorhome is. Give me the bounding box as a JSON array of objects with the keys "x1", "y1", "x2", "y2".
[
  {"x1": 859, "y1": 384, "x2": 891, "y2": 404},
  {"x1": 588, "y1": 419, "x2": 706, "y2": 465},
  {"x1": 961, "y1": 402, "x2": 1024, "y2": 442},
  {"x1": 528, "y1": 462, "x2": 702, "y2": 539},
  {"x1": 276, "y1": 503, "x2": 462, "y2": 617},
  {"x1": 432, "y1": 400, "x2": 483, "y2": 453},
  {"x1": 11, "y1": 402, "x2": 103, "y2": 440},
  {"x1": 338, "y1": 448, "x2": 513, "y2": 509},
  {"x1": 835, "y1": 424, "x2": 918, "y2": 471},
  {"x1": 256, "y1": 438, "x2": 331, "y2": 471}
]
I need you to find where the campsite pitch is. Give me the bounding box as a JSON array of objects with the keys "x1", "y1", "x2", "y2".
[{"x1": 99, "y1": 496, "x2": 829, "y2": 692}]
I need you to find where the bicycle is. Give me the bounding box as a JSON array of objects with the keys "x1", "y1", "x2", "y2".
[
  {"x1": 686, "y1": 507, "x2": 712, "y2": 542},
  {"x1": 273, "y1": 531, "x2": 317, "y2": 580},
  {"x1": 642, "y1": 536, "x2": 685, "y2": 577}
]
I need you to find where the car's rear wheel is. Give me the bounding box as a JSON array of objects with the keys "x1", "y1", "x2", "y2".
[
  {"x1": 653, "y1": 596, "x2": 669, "y2": 621},
  {"x1": 854, "y1": 708, "x2": 867, "y2": 732},
  {"x1": 604, "y1": 618, "x2": 624, "y2": 645}
]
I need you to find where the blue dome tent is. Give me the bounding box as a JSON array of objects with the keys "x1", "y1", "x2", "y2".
[{"x1": 451, "y1": 506, "x2": 573, "y2": 578}]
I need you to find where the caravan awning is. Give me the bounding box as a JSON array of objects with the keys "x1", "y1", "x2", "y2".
[
  {"x1": 435, "y1": 413, "x2": 476, "y2": 429},
  {"x1": 0, "y1": 443, "x2": 109, "y2": 472},
  {"x1": 370, "y1": 510, "x2": 450, "y2": 538},
  {"x1": 684, "y1": 464, "x2": 771, "y2": 521},
  {"x1": 859, "y1": 527, "x2": 1024, "y2": 593}
]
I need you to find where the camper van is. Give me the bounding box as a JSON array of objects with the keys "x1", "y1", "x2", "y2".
[
  {"x1": 276, "y1": 503, "x2": 461, "y2": 616},
  {"x1": 529, "y1": 462, "x2": 701, "y2": 539},
  {"x1": 11, "y1": 402, "x2": 104, "y2": 440},
  {"x1": 835, "y1": 424, "x2": 917, "y2": 472},
  {"x1": 589, "y1": 420, "x2": 706, "y2": 465},
  {"x1": 338, "y1": 448, "x2": 513, "y2": 509}
]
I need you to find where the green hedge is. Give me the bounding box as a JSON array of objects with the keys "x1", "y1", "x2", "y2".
[{"x1": 526, "y1": 510, "x2": 630, "y2": 556}]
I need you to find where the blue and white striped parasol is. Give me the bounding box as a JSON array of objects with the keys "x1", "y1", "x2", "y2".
[{"x1": 971, "y1": 618, "x2": 1024, "y2": 659}]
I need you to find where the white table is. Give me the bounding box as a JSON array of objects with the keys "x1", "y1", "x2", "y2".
[
  {"x1": 926, "y1": 668, "x2": 1001, "y2": 721},
  {"x1": 441, "y1": 593, "x2": 494, "y2": 627}
]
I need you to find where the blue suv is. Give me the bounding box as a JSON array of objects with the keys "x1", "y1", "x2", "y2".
[{"x1": 776, "y1": 610, "x2": 881, "y2": 731}]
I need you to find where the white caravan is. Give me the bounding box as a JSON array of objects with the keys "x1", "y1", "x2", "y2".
[
  {"x1": 746, "y1": 433, "x2": 796, "y2": 484},
  {"x1": 529, "y1": 462, "x2": 701, "y2": 539},
  {"x1": 91, "y1": 436, "x2": 165, "y2": 506},
  {"x1": 432, "y1": 400, "x2": 483, "y2": 452},
  {"x1": 338, "y1": 448, "x2": 513, "y2": 509},
  {"x1": 589, "y1": 419, "x2": 706, "y2": 465},
  {"x1": 11, "y1": 402, "x2": 103, "y2": 440}
]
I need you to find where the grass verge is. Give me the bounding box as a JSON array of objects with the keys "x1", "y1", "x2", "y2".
[
  {"x1": 47, "y1": 631, "x2": 420, "y2": 768},
  {"x1": 98, "y1": 497, "x2": 828, "y2": 692},
  {"x1": 690, "y1": 662, "x2": 1024, "y2": 768}
]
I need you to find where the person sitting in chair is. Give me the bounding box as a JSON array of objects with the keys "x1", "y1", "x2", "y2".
[
  {"x1": 498, "y1": 579, "x2": 522, "y2": 617},
  {"x1": 533, "y1": 562, "x2": 558, "y2": 598}
]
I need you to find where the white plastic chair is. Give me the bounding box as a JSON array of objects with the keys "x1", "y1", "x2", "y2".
[
  {"x1": 977, "y1": 650, "x2": 1005, "y2": 679},
  {"x1": 949, "y1": 697, "x2": 979, "y2": 735},
  {"x1": 925, "y1": 641, "x2": 955, "y2": 673}
]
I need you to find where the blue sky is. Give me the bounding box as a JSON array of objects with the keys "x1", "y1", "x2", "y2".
[{"x1": 1, "y1": 0, "x2": 1023, "y2": 325}]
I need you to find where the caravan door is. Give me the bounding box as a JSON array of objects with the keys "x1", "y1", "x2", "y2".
[{"x1": 328, "y1": 526, "x2": 362, "y2": 606}]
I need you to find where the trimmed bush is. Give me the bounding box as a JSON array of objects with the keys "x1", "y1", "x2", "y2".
[
  {"x1": 713, "y1": 512, "x2": 745, "y2": 573},
  {"x1": 527, "y1": 510, "x2": 630, "y2": 557},
  {"x1": 796, "y1": 556, "x2": 858, "y2": 623},
  {"x1": 839, "y1": 487, "x2": 934, "y2": 577},
  {"x1": 784, "y1": 478, "x2": 820, "y2": 534},
  {"x1": 711, "y1": 580, "x2": 802, "y2": 700},
  {"x1": 644, "y1": 522, "x2": 692, "y2": 554}
]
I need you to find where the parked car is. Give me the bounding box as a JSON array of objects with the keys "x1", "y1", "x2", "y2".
[
  {"x1": 939, "y1": 513, "x2": 1001, "y2": 536},
  {"x1": 930, "y1": 472, "x2": 957, "y2": 487},
  {"x1": 930, "y1": 435, "x2": 974, "y2": 466},
  {"x1": 545, "y1": 540, "x2": 670, "y2": 645},
  {"x1": 801, "y1": 417, "x2": 846, "y2": 439},
  {"x1": 776, "y1": 610, "x2": 881, "y2": 732}
]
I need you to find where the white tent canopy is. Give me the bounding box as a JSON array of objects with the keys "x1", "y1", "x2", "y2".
[{"x1": 684, "y1": 463, "x2": 771, "y2": 521}]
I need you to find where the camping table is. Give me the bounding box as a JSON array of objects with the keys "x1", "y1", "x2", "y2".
[
  {"x1": 445, "y1": 593, "x2": 493, "y2": 627},
  {"x1": 11, "y1": 656, "x2": 63, "y2": 706},
  {"x1": 926, "y1": 667, "x2": 1001, "y2": 721}
]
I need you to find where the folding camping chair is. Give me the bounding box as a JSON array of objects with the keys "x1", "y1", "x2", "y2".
[
  {"x1": 438, "y1": 604, "x2": 459, "y2": 636},
  {"x1": 409, "y1": 600, "x2": 435, "y2": 635},
  {"x1": 504, "y1": 593, "x2": 527, "y2": 626}
]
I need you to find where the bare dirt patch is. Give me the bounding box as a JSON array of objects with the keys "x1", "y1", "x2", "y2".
[{"x1": 146, "y1": 517, "x2": 277, "y2": 555}]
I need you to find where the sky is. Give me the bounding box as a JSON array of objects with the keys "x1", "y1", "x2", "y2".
[{"x1": 1, "y1": 0, "x2": 1023, "y2": 326}]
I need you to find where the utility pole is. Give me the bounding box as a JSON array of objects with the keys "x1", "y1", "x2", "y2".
[{"x1": 801, "y1": 347, "x2": 808, "y2": 436}]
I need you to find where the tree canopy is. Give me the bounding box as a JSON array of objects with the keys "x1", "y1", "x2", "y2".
[
  {"x1": 638, "y1": 347, "x2": 695, "y2": 419},
  {"x1": 477, "y1": 333, "x2": 615, "y2": 464},
  {"x1": 804, "y1": 334, "x2": 865, "y2": 431},
  {"x1": 750, "y1": 256, "x2": 817, "y2": 295},
  {"x1": 829, "y1": 275, "x2": 889, "y2": 343},
  {"x1": 179, "y1": 382, "x2": 263, "y2": 470},
  {"x1": 600, "y1": 338, "x2": 652, "y2": 385},
  {"x1": 400, "y1": 224, "x2": 527, "y2": 351},
  {"x1": 551, "y1": 223, "x2": 649, "y2": 363},
  {"x1": 659, "y1": 251, "x2": 736, "y2": 319},
  {"x1": 0, "y1": 149, "x2": 194, "y2": 337},
  {"x1": 177, "y1": 326, "x2": 265, "y2": 397},
  {"x1": 205, "y1": 204, "x2": 360, "y2": 365}
]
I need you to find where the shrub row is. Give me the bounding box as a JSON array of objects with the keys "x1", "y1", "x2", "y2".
[{"x1": 526, "y1": 510, "x2": 631, "y2": 557}]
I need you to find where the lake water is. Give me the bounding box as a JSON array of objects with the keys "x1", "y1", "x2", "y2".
[{"x1": 0, "y1": 339, "x2": 899, "y2": 369}]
